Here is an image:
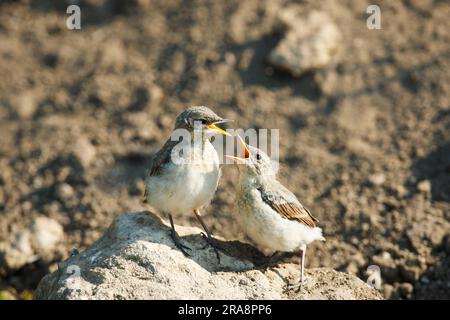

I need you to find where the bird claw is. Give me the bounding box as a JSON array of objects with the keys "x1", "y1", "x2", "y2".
[
  {"x1": 286, "y1": 282, "x2": 302, "y2": 292},
  {"x1": 285, "y1": 278, "x2": 308, "y2": 292},
  {"x1": 170, "y1": 231, "x2": 191, "y2": 257},
  {"x1": 200, "y1": 232, "x2": 210, "y2": 250}
]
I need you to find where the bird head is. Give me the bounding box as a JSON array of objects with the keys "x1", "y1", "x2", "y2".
[
  {"x1": 174, "y1": 106, "x2": 232, "y2": 137},
  {"x1": 226, "y1": 135, "x2": 277, "y2": 177}
]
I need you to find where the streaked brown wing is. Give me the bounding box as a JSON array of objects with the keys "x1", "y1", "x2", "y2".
[{"x1": 258, "y1": 186, "x2": 318, "y2": 228}]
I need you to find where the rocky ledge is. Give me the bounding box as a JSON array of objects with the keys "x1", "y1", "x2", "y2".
[{"x1": 34, "y1": 211, "x2": 382, "y2": 300}]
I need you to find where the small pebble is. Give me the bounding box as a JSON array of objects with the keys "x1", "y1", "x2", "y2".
[
  {"x1": 381, "y1": 251, "x2": 392, "y2": 260},
  {"x1": 420, "y1": 276, "x2": 430, "y2": 284},
  {"x1": 417, "y1": 180, "x2": 431, "y2": 193},
  {"x1": 368, "y1": 173, "x2": 385, "y2": 186},
  {"x1": 383, "y1": 284, "x2": 394, "y2": 299},
  {"x1": 56, "y1": 183, "x2": 75, "y2": 201},
  {"x1": 239, "y1": 279, "x2": 248, "y2": 286},
  {"x1": 394, "y1": 184, "x2": 407, "y2": 197},
  {"x1": 398, "y1": 282, "x2": 414, "y2": 298}
]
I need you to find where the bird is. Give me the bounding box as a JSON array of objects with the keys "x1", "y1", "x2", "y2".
[
  {"x1": 226, "y1": 135, "x2": 325, "y2": 290},
  {"x1": 143, "y1": 106, "x2": 231, "y2": 261}
]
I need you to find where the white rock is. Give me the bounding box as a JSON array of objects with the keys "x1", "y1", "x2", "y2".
[
  {"x1": 0, "y1": 217, "x2": 64, "y2": 273},
  {"x1": 368, "y1": 173, "x2": 386, "y2": 186},
  {"x1": 0, "y1": 231, "x2": 34, "y2": 271},
  {"x1": 417, "y1": 180, "x2": 431, "y2": 193},
  {"x1": 34, "y1": 211, "x2": 383, "y2": 300},
  {"x1": 29, "y1": 217, "x2": 64, "y2": 259},
  {"x1": 268, "y1": 8, "x2": 342, "y2": 76},
  {"x1": 56, "y1": 183, "x2": 75, "y2": 201},
  {"x1": 13, "y1": 90, "x2": 38, "y2": 119},
  {"x1": 73, "y1": 137, "x2": 96, "y2": 168}
]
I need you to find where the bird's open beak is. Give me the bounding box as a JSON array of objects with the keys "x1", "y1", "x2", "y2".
[
  {"x1": 225, "y1": 135, "x2": 250, "y2": 164},
  {"x1": 207, "y1": 123, "x2": 232, "y2": 136}
]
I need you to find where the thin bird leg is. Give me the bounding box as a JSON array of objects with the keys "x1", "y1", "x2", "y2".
[
  {"x1": 300, "y1": 246, "x2": 306, "y2": 285},
  {"x1": 193, "y1": 209, "x2": 221, "y2": 263},
  {"x1": 287, "y1": 245, "x2": 307, "y2": 291},
  {"x1": 168, "y1": 214, "x2": 191, "y2": 257}
]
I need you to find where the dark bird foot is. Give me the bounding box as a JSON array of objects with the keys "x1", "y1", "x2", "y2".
[
  {"x1": 285, "y1": 278, "x2": 307, "y2": 293},
  {"x1": 170, "y1": 229, "x2": 191, "y2": 257},
  {"x1": 285, "y1": 282, "x2": 302, "y2": 293},
  {"x1": 200, "y1": 232, "x2": 223, "y2": 263}
]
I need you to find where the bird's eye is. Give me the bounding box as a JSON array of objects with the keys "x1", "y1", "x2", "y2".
[
  {"x1": 200, "y1": 119, "x2": 207, "y2": 125},
  {"x1": 256, "y1": 153, "x2": 262, "y2": 161}
]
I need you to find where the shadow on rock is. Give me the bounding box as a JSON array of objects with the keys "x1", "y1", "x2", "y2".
[{"x1": 130, "y1": 210, "x2": 264, "y2": 273}]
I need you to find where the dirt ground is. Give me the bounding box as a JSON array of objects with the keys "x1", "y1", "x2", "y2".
[{"x1": 0, "y1": 0, "x2": 449, "y2": 300}]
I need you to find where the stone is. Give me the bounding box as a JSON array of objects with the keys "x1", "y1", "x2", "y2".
[
  {"x1": 268, "y1": 8, "x2": 342, "y2": 76},
  {"x1": 382, "y1": 284, "x2": 394, "y2": 300},
  {"x1": 149, "y1": 85, "x2": 164, "y2": 107},
  {"x1": 345, "y1": 262, "x2": 359, "y2": 274},
  {"x1": 394, "y1": 184, "x2": 408, "y2": 197},
  {"x1": 34, "y1": 212, "x2": 383, "y2": 300},
  {"x1": 406, "y1": 217, "x2": 449, "y2": 252},
  {"x1": 368, "y1": 173, "x2": 386, "y2": 186},
  {"x1": 100, "y1": 40, "x2": 127, "y2": 70},
  {"x1": 56, "y1": 183, "x2": 75, "y2": 201},
  {"x1": 0, "y1": 217, "x2": 64, "y2": 273},
  {"x1": 29, "y1": 217, "x2": 64, "y2": 260},
  {"x1": 417, "y1": 180, "x2": 431, "y2": 193},
  {"x1": 12, "y1": 90, "x2": 39, "y2": 120},
  {"x1": 0, "y1": 231, "x2": 34, "y2": 272},
  {"x1": 398, "y1": 282, "x2": 414, "y2": 299},
  {"x1": 73, "y1": 137, "x2": 96, "y2": 168}
]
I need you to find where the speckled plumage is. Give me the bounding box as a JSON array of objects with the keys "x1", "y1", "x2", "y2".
[
  {"x1": 235, "y1": 177, "x2": 324, "y2": 255},
  {"x1": 143, "y1": 106, "x2": 229, "y2": 259},
  {"x1": 228, "y1": 136, "x2": 325, "y2": 289},
  {"x1": 144, "y1": 106, "x2": 226, "y2": 214}
]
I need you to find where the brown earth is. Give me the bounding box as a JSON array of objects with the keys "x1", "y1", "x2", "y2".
[{"x1": 0, "y1": 0, "x2": 449, "y2": 299}]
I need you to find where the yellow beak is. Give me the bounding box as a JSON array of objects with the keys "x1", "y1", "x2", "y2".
[
  {"x1": 225, "y1": 135, "x2": 250, "y2": 163},
  {"x1": 207, "y1": 123, "x2": 231, "y2": 136}
]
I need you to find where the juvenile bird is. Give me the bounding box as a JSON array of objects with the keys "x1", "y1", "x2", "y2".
[
  {"x1": 143, "y1": 106, "x2": 231, "y2": 261},
  {"x1": 226, "y1": 136, "x2": 325, "y2": 290}
]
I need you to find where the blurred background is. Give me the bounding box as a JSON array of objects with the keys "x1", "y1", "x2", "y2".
[{"x1": 0, "y1": 0, "x2": 449, "y2": 300}]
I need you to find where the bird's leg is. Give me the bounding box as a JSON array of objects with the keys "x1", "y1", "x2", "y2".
[
  {"x1": 287, "y1": 245, "x2": 307, "y2": 292},
  {"x1": 168, "y1": 214, "x2": 191, "y2": 257},
  {"x1": 257, "y1": 251, "x2": 282, "y2": 271},
  {"x1": 300, "y1": 245, "x2": 306, "y2": 285},
  {"x1": 194, "y1": 209, "x2": 221, "y2": 263}
]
